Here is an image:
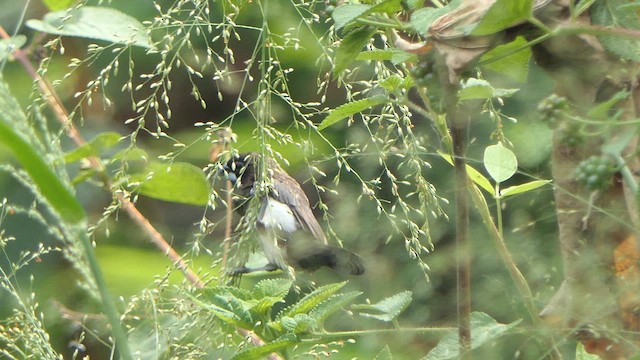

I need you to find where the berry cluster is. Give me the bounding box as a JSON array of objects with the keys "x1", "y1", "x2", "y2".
[
  {"x1": 537, "y1": 94, "x2": 568, "y2": 127},
  {"x1": 575, "y1": 155, "x2": 616, "y2": 191}
]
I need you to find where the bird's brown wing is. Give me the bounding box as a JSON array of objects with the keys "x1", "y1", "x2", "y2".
[{"x1": 271, "y1": 168, "x2": 328, "y2": 245}]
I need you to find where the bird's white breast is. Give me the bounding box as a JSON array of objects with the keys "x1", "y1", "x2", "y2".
[{"x1": 259, "y1": 198, "x2": 298, "y2": 233}]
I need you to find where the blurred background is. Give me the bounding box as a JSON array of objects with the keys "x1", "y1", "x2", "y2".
[{"x1": 0, "y1": 0, "x2": 564, "y2": 358}]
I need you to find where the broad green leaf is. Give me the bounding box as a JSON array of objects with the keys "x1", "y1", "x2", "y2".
[
  {"x1": 439, "y1": 152, "x2": 494, "y2": 194},
  {"x1": 187, "y1": 291, "x2": 253, "y2": 329},
  {"x1": 374, "y1": 345, "x2": 393, "y2": 360},
  {"x1": 318, "y1": 95, "x2": 387, "y2": 130},
  {"x1": 63, "y1": 131, "x2": 122, "y2": 163},
  {"x1": 254, "y1": 278, "x2": 293, "y2": 299},
  {"x1": 410, "y1": 1, "x2": 461, "y2": 36},
  {"x1": 42, "y1": 0, "x2": 75, "y2": 11},
  {"x1": 278, "y1": 313, "x2": 316, "y2": 333},
  {"x1": 129, "y1": 162, "x2": 209, "y2": 206},
  {"x1": 424, "y1": 312, "x2": 521, "y2": 360},
  {"x1": 280, "y1": 282, "x2": 347, "y2": 318},
  {"x1": 587, "y1": 90, "x2": 630, "y2": 119},
  {"x1": 470, "y1": 0, "x2": 533, "y2": 36},
  {"x1": 576, "y1": 342, "x2": 601, "y2": 360},
  {"x1": 0, "y1": 36, "x2": 26, "y2": 62},
  {"x1": 231, "y1": 334, "x2": 298, "y2": 360},
  {"x1": 352, "y1": 290, "x2": 412, "y2": 322},
  {"x1": 27, "y1": 7, "x2": 153, "y2": 49},
  {"x1": 0, "y1": 79, "x2": 85, "y2": 224},
  {"x1": 480, "y1": 36, "x2": 531, "y2": 83},
  {"x1": 332, "y1": 0, "x2": 402, "y2": 30},
  {"x1": 332, "y1": 4, "x2": 371, "y2": 30},
  {"x1": 484, "y1": 143, "x2": 517, "y2": 183},
  {"x1": 333, "y1": 27, "x2": 376, "y2": 78},
  {"x1": 592, "y1": 0, "x2": 640, "y2": 61},
  {"x1": 500, "y1": 180, "x2": 551, "y2": 198},
  {"x1": 309, "y1": 291, "x2": 362, "y2": 323},
  {"x1": 458, "y1": 78, "x2": 519, "y2": 100}
]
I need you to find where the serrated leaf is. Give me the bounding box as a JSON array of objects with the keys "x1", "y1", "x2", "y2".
[
  {"x1": 332, "y1": 4, "x2": 371, "y2": 30},
  {"x1": 280, "y1": 282, "x2": 347, "y2": 318},
  {"x1": 484, "y1": 143, "x2": 517, "y2": 183},
  {"x1": 309, "y1": 291, "x2": 362, "y2": 323},
  {"x1": 439, "y1": 152, "x2": 494, "y2": 194},
  {"x1": 63, "y1": 131, "x2": 122, "y2": 163},
  {"x1": 129, "y1": 162, "x2": 209, "y2": 206},
  {"x1": 42, "y1": 0, "x2": 75, "y2": 11},
  {"x1": 480, "y1": 36, "x2": 531, "y2": 83},
  {"x1": 231, "y1": 334, "x2": 298, "y2": 360},
  {"x1": 353, "y1": 290, "x2": 412, "y2": 322},
  {"x1": 279, "y1": 314, "x2": 316, "y2": 333},
  {"x1": 375, "y1": 345, "x2": 393, "y2": 360},
  {"x1": 592, "y1": 0, "x2": 640, "y2": 61},
  {"x1": 26, "y1": 7, "x2": 153, "y2": 49},
  {"x1": 424, "y1": 312, "x2": 521, "y2": 360},
  {"x1": 0, "y1": 78, "x2": 85, "y2": 224},
  {"x1": 254, "y1": 278, "x2": 293, "y2": 299},
  {"x1": 0, "y1": 36, "x2": 26, "y2": 62},
  {"x1": 187, "y1": 291, "x2": 253, "y2": 329},
  {"x1": 500, "y1": 180, "x2": 551, "y2": 198},
  {"x1": 469, "y1": 0, "x2": 533, "y2": 36},
  {"x1": 458, "y1": 78, "x2": 518, "y2": 101},
  {"x1": 319, "y1": 95, "x2": 387, "y2": 130},
  {"x1": 333, "y1": 27, "x2": 376, "y2": 78}
]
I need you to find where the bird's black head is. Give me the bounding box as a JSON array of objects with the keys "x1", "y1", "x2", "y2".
[{"x1": 221, "y1": 152, "x2": 257, "y2": 187}]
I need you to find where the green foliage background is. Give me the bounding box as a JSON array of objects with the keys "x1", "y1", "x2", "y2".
[{"x1": 0, "y1": 0, "x2": 599, "y2": 359}]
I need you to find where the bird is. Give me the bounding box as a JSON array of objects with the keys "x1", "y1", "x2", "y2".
[{"x1": 221, "y1": 152, "x2": 364, "y2": 276}]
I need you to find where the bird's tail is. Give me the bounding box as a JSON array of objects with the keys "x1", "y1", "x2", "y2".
[{"x1": 287, "y1": 241, "x2": 364, "y2": 275}]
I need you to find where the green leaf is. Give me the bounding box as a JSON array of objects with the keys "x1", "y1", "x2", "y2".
[
  {"x1": 333, "y1": 27, "x2": 376, "y2": 78},
  {"x1": 439, "y1": 152, "x2": 494, "y2": 194},
  {"x1": 375, "y1": 345, "x2": 393, "y2": 360},
  {"x1": 484, "y1": 143, "x2": 517, "y2": 183},
  {"x1": 231, "y1": 334, "x2": 298, "y2": 360},
  {"x1": 409, "y1": 2, "x2": 461, "y2": 37},
  {"x1": 458, "y1": 78, "x2": 519, "y2": 101},
  {"x1": 63, "y1": 131, "x2": 122, "y2": 163},
  {"x1": 187, "y1": 290, "x2": 253, "y2": 329},
  {"x1": 0, "y1": 78, "x2": 86, "y2": 224},
  {"x1": 277, "y1": 313, "x2": 317, "y2": 333},
  {"x1": 254, "y1": 278, "x2": 293, "y2": 299},
  {"x1": 332, "y1": 0, "x2": 402, "y2": 30},
  {"x1": 280, "y1": 282, "x2": 347, "y2": 318},
  {"x1": 500, "y1": 180, "x2": 551, "y2": 198},
  {"x1": 26, "y1": 7, "x2": 153, "y2": 49},
  {"x1": 332, "y1": 4, "x2": 371, "y2": 30},
  {"x1": 0, "y1": 36, "x2": 26, "y2": 62},
  {"x1": 424, "y1": 312, "x2": 521, "y2": 360},
  {"x1": 603, "y1": 128, "x2": 637, "y2": 156},
  {"x1": 42, "y1": 0, "x2": 75, "y2": 11},
  {"x1": 129, "y1": 162, "x2": 209, "y2": 206},
  {"x1": 352, "y1": 290, "x2": 412, "y2": 322},
  {"x1": 592, "y1": 0, "x2": 640, "y2": 61},
  {"x1": 576, "y1": 342, "x2": 601, "y2": 360},
  {"x1": 587, "y1": 90, "x2": 630, "y2": 119},
  {"x1": 480, "y1": 36, "x2": 531, "y2": 83},
  {"x1": 319, "y1": 95, "x2": 387, "y2": 130},
  {"x1": 309, "y1": 291, "x2": 362, "y2": 323},
  {"x1": 469, "y1": 0, "x2": 533, "y2": 36}
]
